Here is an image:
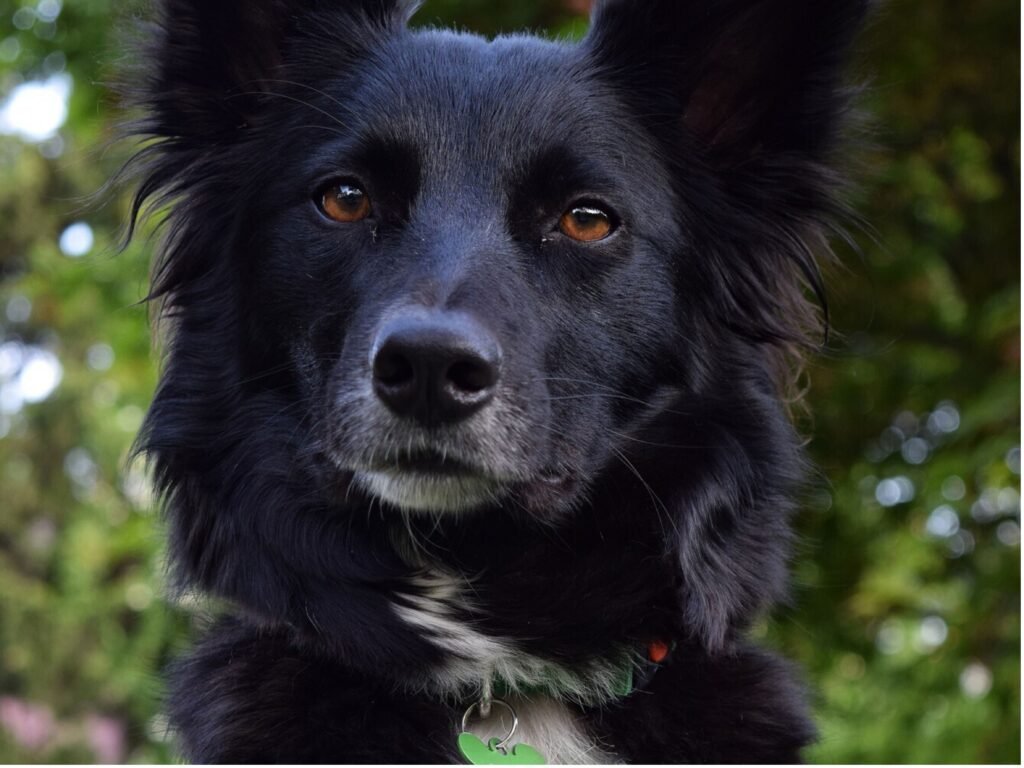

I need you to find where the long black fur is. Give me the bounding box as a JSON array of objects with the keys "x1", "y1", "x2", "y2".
[{"x1": 121, "y1": 0, "x2": 868, "y2": 762}]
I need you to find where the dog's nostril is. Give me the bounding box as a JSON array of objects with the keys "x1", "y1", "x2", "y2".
[
  {"x1": 374, "y1": 351, "x2": 415, "y2": 388},
  {"x1": 446, "y1": 358, "x2": 495, "y2": 394}
]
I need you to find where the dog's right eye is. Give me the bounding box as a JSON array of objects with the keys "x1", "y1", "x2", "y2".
[
  {"x1": 558, "y1": 204, "x2": 615, "y2": 243},
  {"x1": 318, "y1": 182, "x2": 372, "y2": 223}
]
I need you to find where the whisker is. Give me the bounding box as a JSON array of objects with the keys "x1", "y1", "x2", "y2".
[
  {"x1": 609, "y1": 445, "x2": 680, "y2": 541},
  {"x1": 234, "y1": 90, "x2": 350, "y2": 132},
  {"x1": 534, "y1": 377, "x2": 691, "y2": 416},
  {"x1": 605, "y1": 428, "x2": 701, "y2": 451},
  {"x1": 258, "y1": 78, "x2": 351, "y2": 112}
]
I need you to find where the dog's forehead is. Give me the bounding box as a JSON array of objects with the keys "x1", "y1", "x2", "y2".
[{"x1": 337, "y1": 30, "x2": 622, "y2": 175}]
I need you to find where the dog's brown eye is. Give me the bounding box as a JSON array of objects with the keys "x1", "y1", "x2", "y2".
[
  {"x1": 320, "y1": 183, "x2": 371, "y2": 223},
  {"x1": 559, "y1": 205, "x2": 613, "y2": 242}
]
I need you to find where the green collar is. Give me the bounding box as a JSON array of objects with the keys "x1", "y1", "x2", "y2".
[{"x1": 487, "y1": 639, "x2": 673, "y2": 706}]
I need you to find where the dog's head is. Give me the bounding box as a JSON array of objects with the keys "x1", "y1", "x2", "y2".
[{"x1": 131, "y1": 0, "x2": 864, "y2": 529}]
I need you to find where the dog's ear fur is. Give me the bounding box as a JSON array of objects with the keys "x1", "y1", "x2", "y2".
[
  {"x1": 585, "y1": 0, "x2": 869, "y2": 163},
  {"x1": 585, "y1": 0, "x2": 868, "y2": 354},
  {"x1": 140, "y1": 0, "x2": 419, "y2": 139}
]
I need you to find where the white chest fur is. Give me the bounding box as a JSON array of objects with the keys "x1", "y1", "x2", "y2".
[{"x1": 392, "y1": 567, "x2": 624, "y2": 763}]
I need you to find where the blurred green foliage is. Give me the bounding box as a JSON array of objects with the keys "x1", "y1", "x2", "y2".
[{"x1": 0, "y1": 0, "x2": 1018, "y2": 763}]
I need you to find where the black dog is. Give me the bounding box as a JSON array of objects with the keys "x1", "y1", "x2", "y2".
[{"x1": 124, "y1": 0, "x2": 867, "y2": 762}]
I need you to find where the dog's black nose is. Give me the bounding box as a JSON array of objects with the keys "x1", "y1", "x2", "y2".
[{"x1": 371, "y1": 313, "x2": 501, "y2": 424}]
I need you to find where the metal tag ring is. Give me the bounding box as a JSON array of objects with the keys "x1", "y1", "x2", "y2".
[{"x1": 461, "y1": 697, "x2": 519, "y2": 752}]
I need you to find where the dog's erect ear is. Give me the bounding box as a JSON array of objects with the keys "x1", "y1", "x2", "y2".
[
  {"x1": 142, "y1": 0, "x2": 418, "y2": 139},
  {"x1": 585, "y1": 0, "x2": 869, "y2": 162}
]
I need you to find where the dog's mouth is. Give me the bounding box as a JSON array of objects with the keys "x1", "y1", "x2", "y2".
[
  {"x1": 346, "y1": 448, "x2": 575, "y2": 515},
  {"x1": 366, "y1": 449, "x2": 479, "y2": 477}
]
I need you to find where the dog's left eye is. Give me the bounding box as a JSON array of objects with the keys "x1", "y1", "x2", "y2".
[
  {"x1": 318, "y1": 182, "x2": 372, "y2": 223},
  {"x1": 559, "y1": 204, "x2": 615, "y2": 243}
]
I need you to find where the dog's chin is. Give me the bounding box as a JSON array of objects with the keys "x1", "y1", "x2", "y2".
[{"x1": 354, "y1": 470, "x2": 507, "y2": 514}]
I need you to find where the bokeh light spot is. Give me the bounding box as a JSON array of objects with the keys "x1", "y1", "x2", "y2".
[
  {"x1": 59, "y1": 222, "x2": 94, "y2": 257},
  {"x1": 876, "y1": 476, "x2": 915, "y2": 507},
  {"x1": 875, "y1": 620, "x2": 904, "y2": 655},
  {"x1": 996, "y1": 520, "x2": 1019, "y2": 547},
  {"x1": 941, "y1": 475, "x2": 966, "y2": 501},
  {"x1": 901, "y1": 436, "x2": 930, "y2": 464},
  {"x1": 927, "y1": 402, "x2": 960, "y2": 434},
  {"x1": 917, "y1": 616, "x2": 948, "y2": 651},
  {"x1": 1006, "y1": 446, "x2": 1021, "y2": 475},
  {"x1": 36, "y1": 0, "x2": 63, "y2": 24},
  {"x1": 0, "y1": 74, "x2": 71, "y2": 142},
  {"x1": 946, "y1": 530, "x2": 975, "y2": 558},
  {"x1": 12, "y1": 7, "x2": 36, "y2": 30},
  {"x1": 925, "y1": 505, "x2": 960, "y2": 538},
  {"x1": 5, "y1": 295, "x2": 31, "y2": 323},
  {"x1": 125, "y1": 583, "x2": 154, "y2": 612},
  {"x1": 0, "y1": 36, "x2": 20, "y2": 62},
  {"x1": 959, "y1": 662, "x2": 992, "y2": 698},
  {"x1": 86, "y1": 343, "x2": 115, "y2": 371}
]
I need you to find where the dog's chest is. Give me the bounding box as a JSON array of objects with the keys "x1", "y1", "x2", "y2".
[{"x1": 468, "y1": 694, "x2": 620, "y2": 765}]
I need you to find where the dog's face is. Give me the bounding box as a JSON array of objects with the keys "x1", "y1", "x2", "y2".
[
  {"x1": 135, "y1": 0, "x2": 862, "y2": 525},
  {"x1": 248, "y1": 33, "x2": 682, "y2": 515}
]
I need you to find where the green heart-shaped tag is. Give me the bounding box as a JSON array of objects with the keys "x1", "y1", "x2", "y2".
[{"x1": 458, "y1": 733, "x2": 546, "y2": 765}]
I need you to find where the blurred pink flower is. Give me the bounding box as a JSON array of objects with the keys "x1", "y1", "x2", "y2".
[
  {"x1": 0, "y1": 696, "x2": 56, "y2": 751},
  {"x1": 85, "y1": 713, "x2": 126, "y2": 764}
]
